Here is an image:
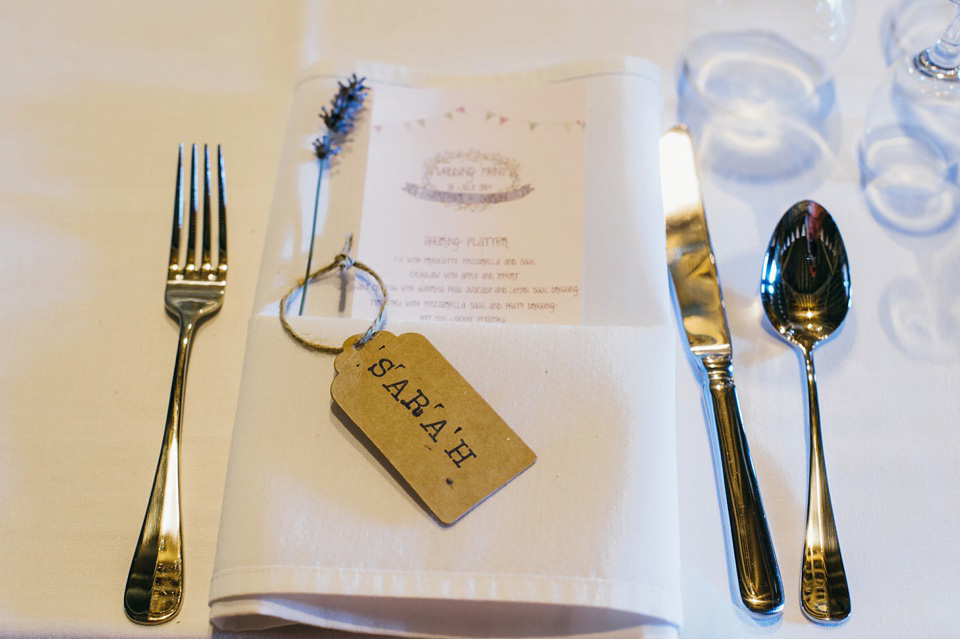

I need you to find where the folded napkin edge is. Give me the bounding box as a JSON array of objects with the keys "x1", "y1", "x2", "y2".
[
  {"x1": 294, "y1": 57, "x2": 660, "y2": 92},
  {"x1": 208, "y1": 565, "x2": 682, "y2": 627},
  {"x1": 210, "y1": 596, "x2": 680, "y2": 639}
]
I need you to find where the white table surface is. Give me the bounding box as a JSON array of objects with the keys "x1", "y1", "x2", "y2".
[{"x1": 1, "y1": 1, "x2": 958, "y2": 638}]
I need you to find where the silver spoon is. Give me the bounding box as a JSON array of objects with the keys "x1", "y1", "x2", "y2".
[{"x1": 760, "y1": 200, "x2": 851, "y2": 623}]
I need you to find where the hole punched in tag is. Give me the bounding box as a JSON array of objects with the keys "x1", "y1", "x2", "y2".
[{"x1": 279, "y1": 234, "x2": 536, "y2": 526}]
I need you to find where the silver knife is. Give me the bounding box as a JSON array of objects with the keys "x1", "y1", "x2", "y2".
[{"x1": 661, "y1": 125, "x2": 784, "y2": 615}]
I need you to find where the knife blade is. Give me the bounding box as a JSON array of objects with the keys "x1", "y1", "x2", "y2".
[{"x1": 661, "y1": 125, "x2": 784, "y2": 616}]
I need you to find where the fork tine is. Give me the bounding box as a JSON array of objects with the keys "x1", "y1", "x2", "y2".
[
  {"x1": 185, "y1": 144, "x2": 198, "y2": 276},
  {"x1": 217, "y1": 145, "x2": 228, "y2": 279},
  {"x1": 201, "y1": 145, "x2": 212, "y2": 276},
  {"x1": 169, "y1": 144, "x2": 183, "y2": 276}
]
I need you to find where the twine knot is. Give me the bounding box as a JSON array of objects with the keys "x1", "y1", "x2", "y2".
[
  {"x1": 336, "y1": 252, "x2": 356, "y2": 271},
  {"x1": 279, "y1": 232, "x2": 388, "y2": 355}
]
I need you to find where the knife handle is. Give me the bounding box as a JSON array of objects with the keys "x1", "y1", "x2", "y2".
[{"x1": 704, "y1": 356, "x2": 784, "y2": 615}]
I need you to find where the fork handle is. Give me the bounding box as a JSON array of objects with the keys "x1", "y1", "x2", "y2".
[
  {"x1": 123, "y1": 315, "x2": 197, "y2": 624},
  {"x1": 704, "y1": 356, "x2": 784, "y2": 616}
]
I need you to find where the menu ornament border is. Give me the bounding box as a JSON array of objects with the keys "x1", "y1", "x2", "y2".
[{"x1": 403, "y1": 149, "x2": 534, "y2": 212}]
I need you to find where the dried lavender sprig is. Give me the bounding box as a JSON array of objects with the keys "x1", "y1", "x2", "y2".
[
  {"x1": 300, "y1": 74, "x2": 368, "y2": 315},
  {"x1": 312, "y1": 74, "x2": 368, "y2": 160}
]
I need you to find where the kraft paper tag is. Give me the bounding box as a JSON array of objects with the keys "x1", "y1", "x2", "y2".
[{"x1": 331, "y1": 331, "x2": 536, "y2": 525}]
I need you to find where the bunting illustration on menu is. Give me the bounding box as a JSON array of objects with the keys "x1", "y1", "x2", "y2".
[
  {"x1": 299, "y1": 74, "x2": 368, "y2": 315},
  {"x1": 373, "y1": 104, "x2": 585, "y2": 134}
]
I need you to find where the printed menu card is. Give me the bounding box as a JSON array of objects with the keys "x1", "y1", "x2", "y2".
[{"x1": 355, "y1": 82, "x2": 585, "y2": 325}]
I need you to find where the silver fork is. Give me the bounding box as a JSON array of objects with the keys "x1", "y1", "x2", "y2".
[{"x1": 124, "y1": 144, "x2": 227, "y2": 624}]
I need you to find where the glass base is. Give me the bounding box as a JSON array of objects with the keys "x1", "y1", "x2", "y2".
[
  {"x1": 916, "y1": 48, "x2": 960, "y2": 81},
  {"x1": 858, "y1": 125, "x2": 960, "y2": 234},
  {"x1": 697, "y1": 116, "x2": 833, "y2": 182},
  {"x1": 881, "y1": 277, "x2": 960, "y2": 361},
  {"x1": 681, "y1": 30, "x2": 823, "y2": 117}
]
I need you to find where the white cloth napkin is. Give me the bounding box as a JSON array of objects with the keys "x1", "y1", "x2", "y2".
[{"x1": 209, "y1": 60, "x2": 681, "y2": 638}]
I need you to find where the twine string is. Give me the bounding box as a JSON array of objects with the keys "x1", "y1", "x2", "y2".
[{"x1": 279, "y1": 234, "x2": 388, "y2": 355}]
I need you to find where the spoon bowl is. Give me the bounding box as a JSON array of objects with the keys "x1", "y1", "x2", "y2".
[
  {"x1": 760, "y1": 200, "x2": 852, "y2": 623},
  {"x1": 761, "y1": 201, "x2": 851, "y2": 351}
]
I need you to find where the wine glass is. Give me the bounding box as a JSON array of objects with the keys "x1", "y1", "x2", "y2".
[
  {"x1": 677, "y1": 0, "x2": 856, "y2": 182},
  {"x1": 859, "y1": 0, "x2": 960, "y2": 235}
]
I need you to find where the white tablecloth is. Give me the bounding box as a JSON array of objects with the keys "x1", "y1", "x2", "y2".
[{"x1": 1, "y1": 1, "x2": 958, "y2": 638}]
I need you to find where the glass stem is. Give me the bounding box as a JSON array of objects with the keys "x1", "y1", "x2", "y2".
[{"x1": 928, "y1": 4, "x2": 960, "y2": 71}]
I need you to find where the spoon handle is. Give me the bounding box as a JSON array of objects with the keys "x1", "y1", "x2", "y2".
[
  {"x1": 704, "y1": 356, "x2": 784, "y2": 615},
  {"x1": 800, "y1": 350, "x2": 850, "y2": 622}
]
